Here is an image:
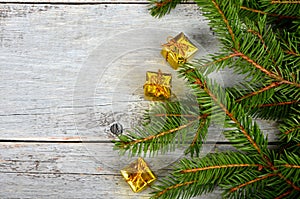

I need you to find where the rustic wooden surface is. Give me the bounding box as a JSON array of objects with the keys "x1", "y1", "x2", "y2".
[{"x1": 0, "y1": 1, "x2": 279, "y2": 198}]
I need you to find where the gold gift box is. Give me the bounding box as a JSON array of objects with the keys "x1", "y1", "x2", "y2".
[
  {"x1": 161, "y1": 32, "x2": 198, "y2": 69},
  {"x1": 120, "y1": 157, "x2": 156, "y2": 193},
  {"x1": 143, "y1": 69, "x2": 172, "y2": 101}
]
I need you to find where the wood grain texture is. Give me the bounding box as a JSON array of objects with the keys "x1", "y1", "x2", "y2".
[
  {"x1": 0, "y1": 142, "x2": 228, "y2": 198},
  {"x1": 0, "y1": 2, "x2": 280, "y2": 199},
  {"x1": 0, "y1": 0, "x2": 151, "y2": 3},
  {"x1": 0, "y1": 3, "x2": 278, "y2": 141},
  {"x1": 0, "y1": 172, "x2": 222, "y2": 198},
  {"x1": 0, "y1": 142, "x2": 238, "y2": 174},
  {"x1": 0, "y1": 3, "x2": 214, "y2": 140},
  {"x1": 0, "y1": 1, "x2": 190, "y2": 4}
]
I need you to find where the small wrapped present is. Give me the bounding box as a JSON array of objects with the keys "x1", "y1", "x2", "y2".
[
  {"x1": 143, "y1": 69, "x2": 172, "y2": 101},
  {"x1": 161, "y1": 32, "x2": 198, "y2": 69},
  {"x1": 120, "y1": 157, "x2": 156, "y2": 193}
]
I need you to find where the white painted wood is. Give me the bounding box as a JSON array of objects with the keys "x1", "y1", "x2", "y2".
[
  {"x1": 0, "y1": 0, "x2": 151, "y2": 3},
  {"x1": 0, "y1": 142, "x2": 237, "y2": 174},
  {"x1": 0, "y1": 3, "x2": 214, "y2": 140},
  {"x1": 0, "y1": 0, "x2": 192, "y2": 3},
  {"x1": 0, "y1": 172, "x2": 223, "y2": 198},
  {"x1": 0, "y1": 142, "x2": 228, "y2": 198},
  {"x1": 0, "y1": 172, "x2": 154, "y2": 198},
  {"x1": 0, "y1": 4, "x2": 279, "y2": 141},
  {"x1": 0, "y1": 3, "x2": 280, "y2": 199}
]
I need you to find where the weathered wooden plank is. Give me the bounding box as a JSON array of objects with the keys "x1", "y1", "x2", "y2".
[
  {"x1": 0, "y1": 0, "x2": 192, "y2": 3},
  {"x1": 0, "y1": 142, "x2": 225, "y2": 198},
  {"x1": 0, "y1": 4, "x2": 213, "y2": 139},
  {"x1": 0, "y1": 0, "x2": 152, "y2": 3},
  {"x1": 0, "y1": 142, "x2": 228, "y2": 198},
  {"x1": 0, "y1": 4, "x2": 280, "y2": 142},
  {"x1": 0, "y1": 142, "x2": 237, "y2": 174},
  {"x1": 0, "y1": 172, "x2": 222, "y2": 198},
  {"x1": 0, "y1": 110, "x2": 279, "y2": 141},
  {"x1": 0, "y1": 172, "x2": 152, "y2": 198}
]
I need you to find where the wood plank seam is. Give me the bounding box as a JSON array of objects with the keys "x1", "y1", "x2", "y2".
[{"x1": 0, "y1": 1, "x2": 196, "y2": 5}]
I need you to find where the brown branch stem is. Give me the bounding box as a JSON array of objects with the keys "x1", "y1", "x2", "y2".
[
  {"x1": 181, "y1": 164, "x2": 262, "y2": 173},
  {"x1": 235, "y1": 51, "x2": 300, "y2": 87},
  {"x1": 182, "y1": 53, "x2": 238, "y2": 76},
  {"x1": 236, "y1": 82, "x2": 282, "y2": 102},
  {"x1": 230, "y1": 173, "x2": 277, "y2": 192},
  {"x1": 241, "y1": 6, "x2": 299, "y2": 19},
  {"x1": 285, "y1": 50, "x2": 300, "y2": 56},
  {"x1": 190, "y1": 118, "x2": 207, "y2": 148},
  {"x1": 283, "y1": 125, "x2": 300, "y2": 135},
  {"x1": 283, "y1": 164, "x2": 300, "y2": 169},
  {"x1": 194, "y1": 79, "x2": 262, "y2": 154},
  {"x1": 275, "y1": 190, "x2": 292, "y2": 199},
  {"x1": 271, "y1": 0, "x2": 300, "y2": 4},
  {"x1": 247, "y1": 29, "x2": 282, "y2": 76},
  {"x1": 155, "y1": 0, "x2": 172, "y2": 7},
  {"x1": 153, "y1": 113, "x2": 198, "y2": 118},
  {"x1": 277, "y1": 173, "x2": 300, "y2": 191},
  {"x1": 154, "y1": 180, "x2": 196, "y2": 198},
  {"x1": 121, "y1": 116, "x2": 203, "y2": 147},
  {"x1": 258, "y1": 100, "x2": 299, "y2": 107},
  {"x1": 204, "y1": 53, "x2": 238, "y2": 67},
  {"x1": 212, "y1": 0, "x2": 237, "y2": 47}
]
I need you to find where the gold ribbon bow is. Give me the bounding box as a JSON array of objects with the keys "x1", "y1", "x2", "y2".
[
  {"x1": 144, "y1": 70, "x2": 171, "y2": 99},
  {"x1": 162, "y1": 36, "x2": 189, "y2": 56},
  {"x1": 149, "y1": 69, "x2": 164, "y2": 85}
]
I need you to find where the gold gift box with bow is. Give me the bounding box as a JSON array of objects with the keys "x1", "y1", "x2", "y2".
[
  {"x1": 143, "y1": 69, "x2": 172, "y2": 101},
  {"x1": 161, "y1": 32, "x2": 198, "y2": 69},
  {"x1": 120, "y1": 157, "x2": 156, "y2": 193}
]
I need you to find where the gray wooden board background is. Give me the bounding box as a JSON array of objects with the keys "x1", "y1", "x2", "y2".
[{"x1": 0, "y1": 1, "x2": 279, "y2": 198}]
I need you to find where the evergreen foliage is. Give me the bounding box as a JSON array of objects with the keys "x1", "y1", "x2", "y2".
[{"x1": 114, "y1": 0, "x2": 300, "y2": 198}]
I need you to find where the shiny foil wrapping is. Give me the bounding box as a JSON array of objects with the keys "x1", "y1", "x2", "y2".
[
  {"x1": 143, "y1": 69, "x2": 172, "y2": 101},
  {"x1": 161, "y1": 32, "x2": 198, "y2": 69},
  {"x1": 120, "y1": 158, "x2": 156, "y2": 193}
]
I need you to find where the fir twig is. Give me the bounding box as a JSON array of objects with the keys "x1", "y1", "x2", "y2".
[
  {"x1": 234, "y1": 50, "x2": 300, "y2": 87},
  {"x1": 247, "y1": 29, "x2": 282, "y2": 76},
  {"x1": 181, "y1": 66, "x2": 274, "y2": 164},
  {"x1": 114, "y1": 100, "x2": 209, "y2": 156},
  {"x1": 240, "y1": 6, "x2": 300, "y2": 19},
  {"x1": 271, "y1": 0, "x2": 300, "y2": 4},
  {"x1": 258, "y1": 100, "x2": 299, "y2": 107},
  {"x1": 122, "y1": 118, "x2": 199, "y2": 147},
  {"x1": 229, "y1": 173, "x2": 277, "y2": 193},
  {"x1": 180, "y1": 163, "x2": 263, "y2": 173},
  {"x1": 235, "y1": 82, "x2": 282, "y2": 102},
  {"x1": 275, "y1": 190, "x2": 293, "y2": 199},
  {"x1": 148, "y1": 0, "x2": 187, "y2": 18}
]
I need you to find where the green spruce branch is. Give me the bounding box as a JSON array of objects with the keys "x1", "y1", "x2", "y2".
[
  {"x1": 113, "y1": 0, "x2": 300, "y2": 198},
  {"x1": 114, "y1": 100, "x2": 210, "y2": 157}
]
